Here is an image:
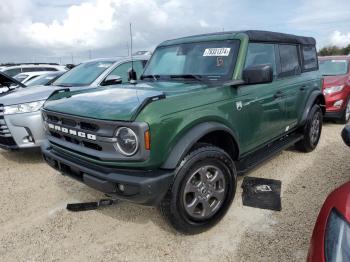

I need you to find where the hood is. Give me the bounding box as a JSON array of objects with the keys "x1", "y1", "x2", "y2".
[
  {"x1": 0, "y1": 85, "x2": 65, "y2": 106},
  {"x1": 322, "y1": 75, "x2": 349, "y2": 89},
  {"x1": 44, "y1": 85, "x2": 167, "y2": 121}
]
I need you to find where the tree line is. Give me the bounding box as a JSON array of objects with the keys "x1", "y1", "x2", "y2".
[{"x1": 318, "y1": 44, "x2": 350, "y2": 56}]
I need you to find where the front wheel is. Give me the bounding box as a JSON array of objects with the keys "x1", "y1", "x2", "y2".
[
  {"x1": 296, "y1": 104, "x2": 323, "y2": 152},
  {"x1": 339, "y1": 96, "x2": 350, "y2": 124},
  {"x1": 160, "y1": 144, "x2": 237, "y2": 234}
]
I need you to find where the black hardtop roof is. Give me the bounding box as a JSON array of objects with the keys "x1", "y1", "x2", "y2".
[{"x1": 160, "y1": 30, "x2": 316, "y2": 46}]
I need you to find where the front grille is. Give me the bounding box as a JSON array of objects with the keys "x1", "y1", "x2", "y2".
[
  {"x1": 43, "y1": 111, "x2": 112, "y2": 153},
  {"x1": 50, "y1": 130, "x2": 102, "y2": 151},
  {"x1": 0, "y1": 104, "x2": 13, "y2": 141},
  {"x1": 42, "y1": 109, "x2": 149, "y2": 162}
]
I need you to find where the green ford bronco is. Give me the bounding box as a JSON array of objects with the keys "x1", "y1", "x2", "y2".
[{"x1": 41, "y1": 30, "x2": 325, "y2": 234}]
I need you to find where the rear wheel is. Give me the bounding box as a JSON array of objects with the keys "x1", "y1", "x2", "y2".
[
  {"x1": 160, "y1": 144, "x2": 236, "y2": 234},
  {"x1": 296, "y1": 104, "x2": 323, "y2": 152}
]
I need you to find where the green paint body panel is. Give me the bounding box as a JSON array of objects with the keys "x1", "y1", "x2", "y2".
[{"x1": 43, "y1": 32, "x2": 323, "y2": 169}]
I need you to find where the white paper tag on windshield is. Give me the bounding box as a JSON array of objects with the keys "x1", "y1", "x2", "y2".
[{"x1": 203, "y1": 48, "x2": 231, "y2": 56}]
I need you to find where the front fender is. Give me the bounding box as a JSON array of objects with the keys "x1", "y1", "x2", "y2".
[{"x1": 161, "y1": 121, "x2": 239, "y2": 169}]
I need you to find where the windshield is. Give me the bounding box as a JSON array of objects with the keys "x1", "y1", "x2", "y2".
[
  {"x1": 14, "y1": 74, "x2": 28, "y2": 82},
  {"x1": 26, "y1": 73, "x2": 62, "y2": 86},
  {"x1": 143, "y1": 40, "x2": 240, "y2": 82},
  {"x1": 319, "y1": 59, "x2": 349, "y2": 76},
  {"x1": 53, "y1": 60, "x2": 115, "y2": 86}
]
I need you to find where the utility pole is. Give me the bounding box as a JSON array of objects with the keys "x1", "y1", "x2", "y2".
[
  {"x1": 88, "y1": 49, "x2": 92, "y2": 60},
  {"x1": 71, "y1": 53, "x2": 74, "y2": 64}
]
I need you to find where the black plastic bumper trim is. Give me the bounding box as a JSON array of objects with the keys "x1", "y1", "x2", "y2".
[{"x1": 42, "y1": 146, "x2": 174, "y2": 206}]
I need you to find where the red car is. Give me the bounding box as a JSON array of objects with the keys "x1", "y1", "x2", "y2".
[
  {"x1": 319, "y1": 56, "x2": 350, "y2": 123},
  {"x1": 307, "y1": 182, "x2": 350, "y2": 261}
]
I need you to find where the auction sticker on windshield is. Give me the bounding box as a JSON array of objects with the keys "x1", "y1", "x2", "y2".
[{"x1": 203, "y1": 48, "x2": 231, "y2": 56}]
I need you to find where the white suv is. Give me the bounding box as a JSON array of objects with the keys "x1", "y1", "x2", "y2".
[{"x1": 1, "y1": 64, "x2": 67, "y2": 77}]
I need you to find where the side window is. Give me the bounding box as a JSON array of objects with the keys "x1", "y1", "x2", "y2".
[
  {"x1": 278, "y1": 44, "x2": 301, "y2": 77},
  {"x1": 43, "y1": 67, "x2": 57, "y2": 71},
  {"x1": 4, "y1": 68, "x2": 22, "y2": 77},
  {"x1": 107, "y1": 60, "x2": 144, "y2": 83},
  {"x1": 302, "y1": 45, "x2": 318, "y2": 71},
  {"x1": 22, "y1": 67, "x2": 37, "y2": 72},
  {"x1": 244, "y1": 43, "x2": 277, "y2": 76}
]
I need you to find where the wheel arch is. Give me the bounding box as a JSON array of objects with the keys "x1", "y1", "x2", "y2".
[
  {"x1": 301, "y1": 90, "x2": 326, "y2": 125},
  {"x1": 161, "y1": 122, "x2": 239, "y2": 170}
]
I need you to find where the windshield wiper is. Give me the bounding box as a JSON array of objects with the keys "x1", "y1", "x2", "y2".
[
  {"x1": 141, "y1": 75, "x2": 160, "y2": 81},
  {"x1": 55, "y1": 83, "x2": 73, "y2": 87},
  {"x1": 170, "y1": 74, "x2": 211, "y2": 84}
]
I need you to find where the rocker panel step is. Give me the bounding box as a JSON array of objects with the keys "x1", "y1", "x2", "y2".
[{"x1": 236, "y1": 133, "x2": 304, "y2": 175}]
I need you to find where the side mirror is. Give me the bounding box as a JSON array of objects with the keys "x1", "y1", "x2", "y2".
[
  {"x1": 102, "y1": 75, "x2": 122, "y2": 86},
  {"x1": 243, "y1": 64, "x2": 273, "y2": 85},
  {"x1": 341, "y1": 125, "x2": 350, "y2": 147},
  {"x1": 128, "y1": 68, "x2": 137, "y2": 83}
]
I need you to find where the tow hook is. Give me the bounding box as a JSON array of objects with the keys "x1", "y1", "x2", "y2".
[{"x1": 66, "y1": 197, "x2": 117, "y2": 212}]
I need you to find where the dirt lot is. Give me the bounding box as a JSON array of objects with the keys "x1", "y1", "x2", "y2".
[{"x1": 0, "y1": 123, "x2": 349, "y2": 262}]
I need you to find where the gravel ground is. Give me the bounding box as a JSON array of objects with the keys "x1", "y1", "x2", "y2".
[{"x1": 0, "y1": 123, "x2": 349, "y2": 262}]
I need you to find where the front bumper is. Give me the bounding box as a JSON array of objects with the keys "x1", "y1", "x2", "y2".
[
  {"x1": 42, "y1": 143, "x2": 174, "y2": 206},
  {"x1": 0, "y1": 111, "x2": 45, "y2": 149},
  {"x1": 324, "y1": 110, "x2": 344, "y2": 120}
]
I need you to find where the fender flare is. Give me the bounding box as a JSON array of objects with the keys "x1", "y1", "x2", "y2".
[
  {"x1": 300, "y1": 90, "x2": 325, "y2": 125},
  {"x1": 161, "y1": 122, "x2": 239, "y2": 170}
]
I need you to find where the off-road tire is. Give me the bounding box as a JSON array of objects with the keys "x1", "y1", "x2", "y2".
[
  {"x1": 296, "y1": 104, "x2": 323, "y2": 152},
  {"x1": 160, "y1": 144, "x2": 237, "y2": 234}
]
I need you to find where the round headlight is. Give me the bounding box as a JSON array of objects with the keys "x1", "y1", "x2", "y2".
[{"x1": 116, "y1": 127, "x2": 139, "y2": 156}]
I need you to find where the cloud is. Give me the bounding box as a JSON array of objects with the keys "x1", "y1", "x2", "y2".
[
  {"x1": 1, "y1": 0, "x2": 349, "y2": 62},
  {"x1": 330, "y1": 31, "x2": 350, "y2": 47},
  {"x1": 19, "y1": 0, "x2": 216, "y2": 54}
]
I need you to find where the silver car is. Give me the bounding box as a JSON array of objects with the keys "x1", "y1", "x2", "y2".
[{"x1": 0, "y1": 56, "x2": 149, "y2": 149}]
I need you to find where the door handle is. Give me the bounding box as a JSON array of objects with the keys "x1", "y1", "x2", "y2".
[{"x1": 274, "y1": 91, "x2": 283, "y2": 99}]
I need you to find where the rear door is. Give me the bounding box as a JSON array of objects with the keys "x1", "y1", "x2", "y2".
[
  {"x1": 274, "y1": 44, "x2": 303, "y2": 132},
  {"x1": 236, "y1": 43, "x2": 286, "y2": 152},
  {"x1": 276, "y1": 44, "x2": 318, "y2": 130}
]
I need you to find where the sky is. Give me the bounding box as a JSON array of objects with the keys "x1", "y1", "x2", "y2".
[{"x1": 0, "y1": 0, "x2": 349, "y2": 64}]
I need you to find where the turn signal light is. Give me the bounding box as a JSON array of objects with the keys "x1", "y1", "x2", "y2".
[{"x1": 144, "y1": 130, "x2": 151, "y2": 150}]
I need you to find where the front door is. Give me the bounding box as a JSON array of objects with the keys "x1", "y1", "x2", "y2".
[{"x1": 234, "y1": 43, "x2": 286, "y2": 153}]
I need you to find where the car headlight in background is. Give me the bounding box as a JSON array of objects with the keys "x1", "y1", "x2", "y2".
[
  {"x1": 3, "y1": 100, "x2": 46, "y2": 115},
  {"x1": 325, "y1": 209, "x2": 350, "y2": 262},
  {"x1": 323, "y1": 85, "x2": 344, "y2": 95},
  {"x1": 115, "y1": 127, "x2": 139, "y2": 156}
]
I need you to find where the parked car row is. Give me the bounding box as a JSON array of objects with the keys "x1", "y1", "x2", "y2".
[
  {"x1": 0, "y1": 30, "x2": 348, "y2": 244},
  {"x1": 0, "y1": 56, "x2": 149, "y2": 149}
]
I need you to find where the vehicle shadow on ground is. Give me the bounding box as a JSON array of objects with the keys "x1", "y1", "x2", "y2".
[
  {"x1": 0, "y1": 148, "x2": 43, "y2": 164},
  {"x1": 54, "y1": 177, "x2": 177, "y2": 234}
]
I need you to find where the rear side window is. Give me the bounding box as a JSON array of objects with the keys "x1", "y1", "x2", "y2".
[
  {"x1": 43, "y1": 67, "x2": 57, "y2": 71},
  {"x1": 302, "y1": 46, "x2": 318, "y2": 71},
  {"x1": 244, "y1": 43, "x2": 277, "y2": 76},
  {"x1": 3, "y1": 68, "x2": 22, "y2": 77},
  {"x1": 107, "y1": 60, "x2": 144, "y2": 83},
  {"x1": 278, "y1": 45, "x2": 301, "y2": 77},
  {"x1": 22, "y1": 67, "x2": 41, "y2": 72}
]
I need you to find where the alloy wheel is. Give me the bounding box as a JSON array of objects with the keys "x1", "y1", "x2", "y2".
[
  {"x1": 183, "y1": 165, "x2": 226, "y2": 220},
  {"x1": 310, "y1": 111, "x2": 321, "y2": 145}
]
